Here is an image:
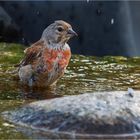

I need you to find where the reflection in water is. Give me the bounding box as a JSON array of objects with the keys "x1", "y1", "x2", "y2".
[{"x1": 19, "y1": 84, "x2": 62, "y2": 100}]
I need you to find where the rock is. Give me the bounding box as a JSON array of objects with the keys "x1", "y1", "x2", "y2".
[
  {"x1": 0, "y1": 6, "x2": 21, "y2": 42},
  {"x1": 2, "y1": 91, "x2": 140, "y2": 139}
]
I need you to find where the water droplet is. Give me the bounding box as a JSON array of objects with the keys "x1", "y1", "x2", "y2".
[
  {"x1": 96, "y1": 9, "x2": 102, "y2": 16},
  {"x1": 37, "y1": 11, "x2": 40, "y2": 16},
  {"x1": 22, "y1": 37, "x2": 25, "y2": 42},
  {"x1": 111, "y1": 18, "x2": 114, "y2": 24}
]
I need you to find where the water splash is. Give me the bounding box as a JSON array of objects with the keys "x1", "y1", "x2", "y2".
[
  {"x1": 122, "y1": 1, "x2": 137, "y2": 56},
  {"x1": 111, "y1": 18, "x2": 114, "y2": 25}
]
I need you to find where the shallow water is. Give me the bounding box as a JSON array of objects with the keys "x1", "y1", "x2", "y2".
[{"x1": 1, "y1": 43, "x2": 140, "y2": 139}]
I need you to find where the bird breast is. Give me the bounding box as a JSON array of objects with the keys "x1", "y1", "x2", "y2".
[{"x1": 41, "y1": 47, "x2": 71, "y2": 74}]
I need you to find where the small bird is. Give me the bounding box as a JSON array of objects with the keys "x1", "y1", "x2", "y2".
[{"x1": 18, "y1": 20, "x2": 77, "y2": 87}]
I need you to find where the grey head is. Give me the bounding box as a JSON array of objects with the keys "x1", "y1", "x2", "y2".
[{"x1": 41, "y1": 20, "x2": 77, "y2": 45}]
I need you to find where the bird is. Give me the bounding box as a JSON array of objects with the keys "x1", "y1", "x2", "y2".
[{"x1": 17, "y1": 20, "x2": 77, "y2": 88}]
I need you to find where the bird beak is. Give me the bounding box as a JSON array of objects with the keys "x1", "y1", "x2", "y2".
[{"x1": 67, "y1": 28, "x2": 78, "y2": 37}]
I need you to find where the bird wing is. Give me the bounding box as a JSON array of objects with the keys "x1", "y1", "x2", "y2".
[{"x1": 19, "y1": 39, "x2": 44, "y2": 67}]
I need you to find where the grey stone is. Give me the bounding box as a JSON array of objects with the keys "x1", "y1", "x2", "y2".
[{"x1": 2, "y1": 91, "x2": 140, "y2": 139}]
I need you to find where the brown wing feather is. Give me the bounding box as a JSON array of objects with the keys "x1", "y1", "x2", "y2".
[{"x1": 19, "y1": 39, "x2": 44, "y2": 67}]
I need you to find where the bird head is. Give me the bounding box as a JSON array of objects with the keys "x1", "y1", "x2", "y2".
[{"x1": 42, "y1": 20, "x2": 77, "y2": 45}]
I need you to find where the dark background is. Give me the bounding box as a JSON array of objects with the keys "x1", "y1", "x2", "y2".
[{"x1": 0, "y1": 1, "x2": 140, "y2": 57}]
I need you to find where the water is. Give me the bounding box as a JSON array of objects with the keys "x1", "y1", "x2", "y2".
[{"x1": 1, "y1": 43, "x2": 140, "y2": 139}]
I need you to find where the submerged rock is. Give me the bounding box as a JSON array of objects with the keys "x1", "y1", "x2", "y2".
[{"x1": 2, "y1": 91, "x2": 140, "y2": 139}]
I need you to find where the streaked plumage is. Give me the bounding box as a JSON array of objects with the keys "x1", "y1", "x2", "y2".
[{"x1": 18, "y1": 20, "x2": 77, "y2": 87}]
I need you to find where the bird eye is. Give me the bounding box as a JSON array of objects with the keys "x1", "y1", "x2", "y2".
[{"x1": 57, "y1": 27, "x2": 63, "y2": 32}]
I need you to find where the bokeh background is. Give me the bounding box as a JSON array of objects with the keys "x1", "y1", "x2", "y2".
[{"x1": 0, "y1": 1, "x2": 140, "y2": 56}]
